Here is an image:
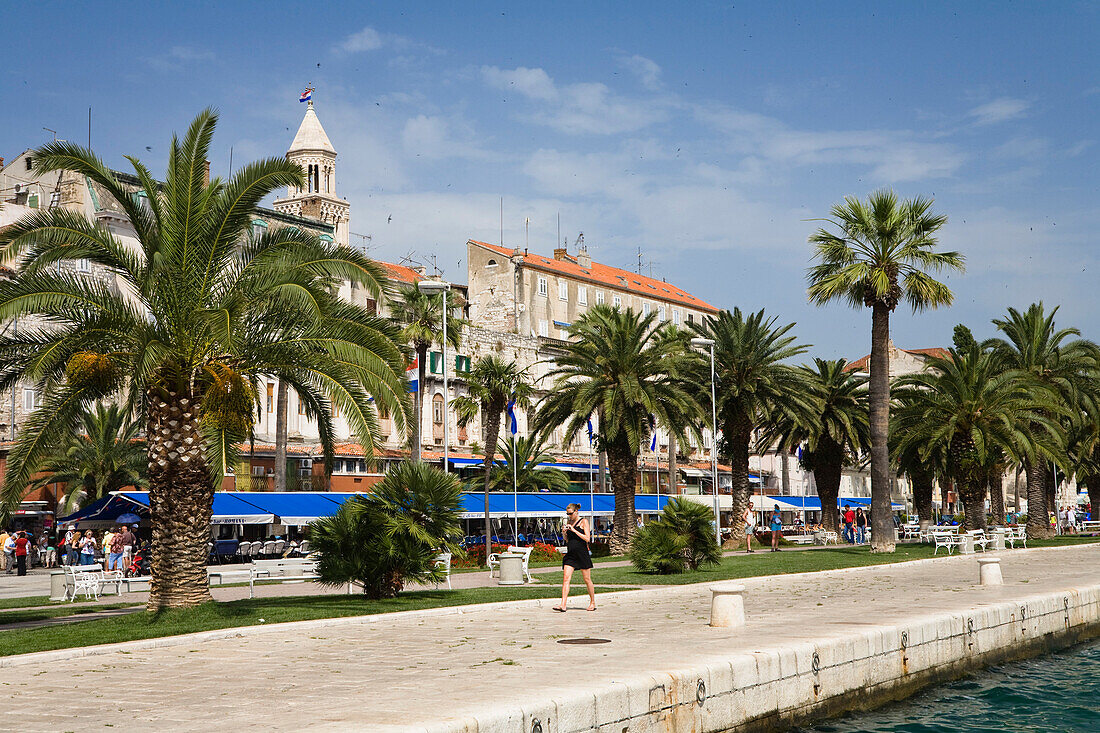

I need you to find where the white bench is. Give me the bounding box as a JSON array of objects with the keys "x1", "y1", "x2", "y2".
[
  {"x1": 248, "y1": 558, "x2": 319, "y2": 598},
  {"x1": 1005, "y1": 526, "x2": 1027, "y2": 548},
  {"x1": 433, "y1": 552, "x2": 452, "y2": 590},
  {"x1": 488, "y1": 545, "x2": 533, "y2": 583},
  {"x1": 1080, "y1": 520, "x2": 1100, "y2": 534},
  {"x1": 63, "y1": 564, "x2": 124, "y2": 601},
  {"x1": 207, "y1": 568, "x2": 254, "y2": 585},
  {"x1": 786, "y1": 534, "x2": 815, "y2": 545},
  {"x1": 932, "y1": 531, "x2": 961, "y2": 555},
  {"x1": 814, "y1": 531, "x2": 839, "y2": 546}
]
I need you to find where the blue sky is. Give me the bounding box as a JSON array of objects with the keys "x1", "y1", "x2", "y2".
[{"x1": 4, "y1": 1, "x2": 1099, "y2": 358}]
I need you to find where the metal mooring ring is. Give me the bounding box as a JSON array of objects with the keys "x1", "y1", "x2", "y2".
[
  {"x1": 697, "y1": 679, "x2": 707, "y2": 705},
  {"x1": 1064, "y1": 596, "x2": 1070, "y2": 610},
  {"x1": 811, "y1": 651, "x2": 821, "y2": 675},
  {"x1": 967, "y1": 618, "x2": 975, "y2": 635},
  {"x1": 900, "y1": 631, "x2": 908, "y2": 650},
  {"x1": 1020, "y1": 605, "x2": 1026, "y2": 619},
  {"x1": 531, "y1": 719, "x2": 543, "y2": 733}
]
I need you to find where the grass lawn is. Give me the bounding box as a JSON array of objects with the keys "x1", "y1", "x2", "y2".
[
  {"x1": 537, "y1": 536, "x2": 1100, "y2": 586},
  {"x1": 0, "y1": 585, "x2": 629, "y2": 658},
  {"x1": 0, "y1": 595, "x2": 55, "y2": 610},
  {"x1": 0, "y1": 602, "x2": 142, "y2": 626}
]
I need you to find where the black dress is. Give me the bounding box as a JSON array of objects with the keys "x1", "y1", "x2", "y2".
[{"x1": 562, "y1": 522, "x2": 593, "y2": 570}]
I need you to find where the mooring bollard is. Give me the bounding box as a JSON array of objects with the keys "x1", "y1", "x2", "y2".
[
  {"x1": 710, "y1": 583, "x2": 747, "y2": 627},
  {"x1": 978, "y1": 557, "x2": 1003, "y2": 586}
]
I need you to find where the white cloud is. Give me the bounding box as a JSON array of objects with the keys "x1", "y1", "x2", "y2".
[
  {"x1": 619, "y1": 54, "x2": 662, "y2": 90},
  {"x1": 967, "y1": 97, "x2": 1030, "y2": 126},
  {"x1": 338, "y1": 26, "x2": 384, "y2": 53},
  {"x1": 147, "y1": 46, "x2": 215, "y2": 71},
  {"x1": 400, "y1": 115, "x2": 491, "y2": 160},
  {"x1": 481, "y1": 66, "x2": 557, "y2": 101}
]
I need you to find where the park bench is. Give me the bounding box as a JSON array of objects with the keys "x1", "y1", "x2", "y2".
[
  {"x1": 433, "y1": 552, "x2": 452, "y2": 590},
  {"x1": 932, "y1": 531, "x2": 960, "y2": 555},
  {"x1": 1079, "y1": 520, "x2": 1100, "y2": 534},
  {"x1": 207, "y1": 568, "x2": 254, "y2": 585},
  {"x1": 813, "y1": 530, "x2": 838, "y2": 546},
  {"x1": 487, "y1": 545, "x2": 533, "y2": 583},
  {"x1": 248, "y1": 558, "x2": 319, "y2": 598},
  {"x1": 63, "y1": 564, "x2": 124, "y2": 601},
  {"x1": 1004, "y1": 526, "x2": 1027, "y2": 549},
  {"x1": 786, "y1": 534, "x2": 815, "y2": 545}
]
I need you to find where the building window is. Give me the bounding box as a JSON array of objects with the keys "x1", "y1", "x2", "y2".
[
  {"x1": 595, "y1": 291, "x2": 605, "y2": 305},
  {"x1": 657, "y1": 305, "x2": 665, "y2": 322},
  {"x1": 251, "y1": 219, "x2": 267, "y2": 240},
  {"x1": 77, "y1": 258, "x2": 90, "y2": 272},
  {"x1": 25, "y1": 157, "x2": 33, "y2": 171},
  {"x1": 537, "y1": 276, "x2": 548, "y2": 297},
  {"x1": 559, "y1": 329, "x2": 569, "y2": 339},
  {"x1": 578, "y1": 286, "x2": 587, "y2": 305},
  {"x1": 432, "y1": 393, "x2": 445, "y2": 424},
  {"x1": 673, "y1": 309, "x2": 681, "y2": 325},
  {"x1": 538, "y1": 319, "x2": 549, "y2": 337},
  {"x1": 558, "y1": 281, "x2": 568, "y2": 301},
  {"x1": 298, "y1": 397, "x2": 306, "y2": 416},
  {"x1": 643, "y1": 302, "x2": 651, "y2": 317},
  {"x1": 486, "y1": 259, "x2": 498, "y2": 268},
  {"x1": 266, "y1": 383, "x2": 274, "y2": 413},
  {"x1": 687, "y1": 313, "x2": 695, "y2": 325},
  {"x1": 612, "y1": 294, "x2": 622, "y2": 308},
  {"x1": 22, "y1": 388, "x2": 41, "y2": 411}
]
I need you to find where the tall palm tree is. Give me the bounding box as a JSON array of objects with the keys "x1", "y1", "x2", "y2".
[
  {"x1": 390, "y1": 285, "x2": 465, "y2": 463},
  {"x1": 452, "y1": 355, "x2": 532, "y2": 560},
  {"x1": 894, "y1": 345, "x2": 1061, "y2": 530},
  {"x1": 535, "y1": 305, "x2": 699, "y2": 553},
  {"x1": 807, "y1": 190, "x2": 963, "y2": 551},
  {"x1": 0, "y1": 110, "x2": 409, "y2": 609},
  {"x1": 485, "y1": 435, "x2": 572, "y2": 493},
  {"x1": 26, "y1": 403, "x2": 146, "y2": 514},
  {"x1": 691, "y1": 308, "x2": 818, "y2": 541},
  {"x1": 769, "y1": 359, "x2": 869, "y2": 536},
  {"x1": 984, "y1": 303, "x2": 1100, "y2": 537}
]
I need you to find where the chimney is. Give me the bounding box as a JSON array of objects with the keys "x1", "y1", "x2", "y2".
[
  {"x1": 577, "y1": 246, "x2": 592, "y2": 269},
  {"x1": 203, "y1": 160, "x2": 211, "y2": 185},
  {"x1": 553, "y1": 246, "x2": 568, "y2": 261}
]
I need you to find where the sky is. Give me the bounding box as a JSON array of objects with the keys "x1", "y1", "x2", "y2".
[{"x1": 3, "y1": 1, "x2": 1099, "y2": 359}]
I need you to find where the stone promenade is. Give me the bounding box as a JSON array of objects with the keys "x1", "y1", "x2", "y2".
[{"x1": 2, "y1": 544, "x2": 1098, "y2": 732}]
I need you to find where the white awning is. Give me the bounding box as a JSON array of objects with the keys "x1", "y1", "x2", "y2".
[{"x1": 679, "y1": 467, "x2": 708, "y2": 478}]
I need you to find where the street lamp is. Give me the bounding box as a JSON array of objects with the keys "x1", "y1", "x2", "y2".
[
  {"x1": 418, "y1": 280, "x2": 452, "y2": 474},
  {"x1": 691, "y1": 337, "x2": 720, "y2": 544}
]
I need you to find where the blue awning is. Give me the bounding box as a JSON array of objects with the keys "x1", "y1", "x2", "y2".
[
  {"x1": 232, "y1": 492, "x2": 345, "y2": 524},
  {"x1": 58, "y1": 494, "x2": 149, "y2": 525},
  {"x1": 113, "y1": 492, "x2": 275, "y2": 525}
]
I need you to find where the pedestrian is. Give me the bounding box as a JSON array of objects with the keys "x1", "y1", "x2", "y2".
[
  {"x1": 109, "y1": 525, "x2": 135, "y2": 571},
  {"x1": 0, "y1": 528, "x2": 11, "y2": 573},
  {"x1": 67, "y1": 526, "x2": 82, "y2": 565},
  {"x1": 102, "y1": 528, "x2": 115, "y2": 569},
  {"x1": 45, "y1": 533, "x2": 58, "y2": 568},
  {"x1": 743, "y1": 501, "x2": 757, "y2": 553},
  {"x1": 2, "y1": 530, "x2": 15, "y2": 574},
  {"x1": 769, "y1": 504, "x2": 783, "y2": 552},
  {"x1": 552, "y1": 503, "x2": 595, "y2": 613},
  {"x1": 78, "y1": 530, "x2": 97, "y2": 566},
  {"x1": 14, "y1": 531, "x2": 30, "y2": 576},
  {"x1": 855, "y1": 507, "x2": 868, "y2": 545},
  {"x1": 1067, "y1": 505, "x2": 1078, "y2": 534},
  {"x1": 843, "y1": 505, "x2": 856, "y2": 544}
]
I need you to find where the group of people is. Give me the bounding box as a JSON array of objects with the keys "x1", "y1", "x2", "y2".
[
  {"x1": 1054, "y1": 506, "x2": 1085, "y2": 534},
  {"x1": 841, "y1": 505, "x2": 869, "y2": 544},
  {"x1": 0, "y1": 524, "x2": 139, "y2": 576},
  {"x1": 740, "y1": 502, "x2": 787, "y2": 552},
  {"x1": 0, "y1": 528, "x2": 34, "y2": 576}
]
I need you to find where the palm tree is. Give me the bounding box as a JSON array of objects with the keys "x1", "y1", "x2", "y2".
[
  {"x1": 894, "y1": 345, "x2": 1061, "y2": 531},
  {"x1": 452, "y1": 355, "x2": 532, "y2": 560},
  {"x1": 892, "y1": 389, "x2": 945, "y2": 530},
  {"x1": 807, "y1": 190, "x2": 963, "y2": 551},
  {"x1": 485, "y1": 435, "x2": 572, "y2": 493},
  {"x1": 26, "y1": 403, "x2": 146, "y2": 514},
  {"x1": 652, "y1": 324, "x2": 695, "y2": 494},
  {"x1": 535, "y1": 305, "x2": 700, "y2": 553},
  {"x1": 0, "y1": 110, "x2": 409, "y2": 609},
  {"x1": 390, "y1": 285, "x2": 465, "y2": 463},
  {"x1": 691, "y1": 308, "x2": 818, "y2": 541},
  {"x1": 984, "y1": 303, "x2": 1100, "y2": 537},
  {"x1": 770, "y1": 359, "x2": 869, "y2": 537}
]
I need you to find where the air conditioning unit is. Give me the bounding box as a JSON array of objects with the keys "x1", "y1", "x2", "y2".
[{"x1": 14, "y1": 183, "x2": 26, "y2": 194}]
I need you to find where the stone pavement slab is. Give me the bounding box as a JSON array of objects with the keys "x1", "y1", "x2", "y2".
[{"x1": 2, "y1": 544, "x2": 1098, "y2": 731}]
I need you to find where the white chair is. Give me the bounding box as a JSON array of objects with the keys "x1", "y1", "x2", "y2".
[
  {"x1": 262, "y1": 540, "x2": 277, "y2": 558},
  {"x1": 297, "y1": 540, "x2": 310, "y2": 556},
  {"x1": 237, "y1": 541, "x2": 251, "y2": 561},
  {"x1": 487, "y1": 545, "x2": 533, "y2": 582},
  {"x1": 433, "y1": 552, "x2": 452, "y2": 589},
  {"x1": 249, "y1": 541, "x2": 264, "y2": 560},
  {"x1": 273, "y1": 540, "x2": 286, "y2": 557}
]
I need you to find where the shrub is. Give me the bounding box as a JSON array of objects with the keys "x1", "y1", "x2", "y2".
[
  {"x1": 310, "y1": 462, "x2": 462, "y2": 598},
  {"x1": 629, "y1": 497, "x2": 722, "y2": 574}
]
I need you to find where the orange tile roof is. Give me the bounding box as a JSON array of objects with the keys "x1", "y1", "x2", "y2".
[
  {"x1": 376, "y1": 260, "x2": 421, "y2": 285},
  {"x1": 470, "y1": 240, "x2": 719, "y2": 313},
  {"x1": 844, "y1": 347, "x2": 951, "y2": 373}
]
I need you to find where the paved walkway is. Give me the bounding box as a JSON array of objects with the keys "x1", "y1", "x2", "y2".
[{"x1": 2, "y1": 544, "x2": 1097, "y2": 731}]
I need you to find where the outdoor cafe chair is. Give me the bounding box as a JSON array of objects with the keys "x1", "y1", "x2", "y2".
[
  {"x1": 248, "y1": 541, "x2": 264, "y2": 560},
  {"x1": 273, "y1": 540, "x2": 286, "y2": 556},
  {"x1": 297, "y1": 540, "x2": 310, "y2": 556},
  {"x1": 262, "y1": 540, "x2": 277, "y2": 558},
  {"x1": 237, "y1": 541, "x2": 252, "y2": 561}
]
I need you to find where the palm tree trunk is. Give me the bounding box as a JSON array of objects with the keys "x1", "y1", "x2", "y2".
[
  {"x1": 146, "y1": 389, "x2": 213, "y2": 610},
  {"x1": 1025, "y1": 461, "x2": 1051, "y2": 538},
  {"x1": 482, "y1": 400, "x2": 502, "y2": 565},
  {"x1": 988, "y1": 474, "x2": 1005, "y2": 526},
  {"x1": 869, "y1": 302, "x2": 895, "y2": 552},
  {"x1": 273, "y1": 379, "x2": 289, "y2": 492},
  {"x1": 411, "y1": 344, "x2": 428, "y2": 463},
  {"x1": 725, "y1": 413, "x2": 752, "y2": 547},
  {"x1": 1085, "y1": 475, "x2": 1100, "y2": 526},
  {"x1": 606, "y1": 433, "x2": 637, "y2": 554},
  {"x1": 812, "y1": 443, "x2": 843, "y2": 537},
  {"x1": 959, "y1": 478, "x2": 987, "y2": 531},
  {"x1": 1013, "y1": 465, "x2": 1021, "y2": 512},
  {"x1": 910, "y1": 468, "x2": 934, "y2": 530},
  {"x1": 668, "y1": 433, "x2": 678, "y2": 495},
  {"x1": 1045, "y1": 464, "x2": 1057, "y2": 518}
]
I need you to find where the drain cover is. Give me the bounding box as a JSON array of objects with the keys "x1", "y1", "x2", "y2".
[{"x1": 557, "y1": 638, "x2": 611, "y2": 645}]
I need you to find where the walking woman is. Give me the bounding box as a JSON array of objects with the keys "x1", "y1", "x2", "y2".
[
  {"x1": 743, "y1": 501, "x2": 756, "y2": 553},
  {"x1": 769, "y1": 504, "x2": 783, "y2": 552},
  {"x1": 855, "y1": 507, "x2": 867, "y2": 545},
  {"x1": 78, "y1": 530, "x2": 98, "y2": 566},
  {"x1": 553, "y1": 503, "x2": 596, "y2": 612}
]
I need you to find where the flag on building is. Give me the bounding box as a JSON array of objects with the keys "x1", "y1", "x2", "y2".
[
  {"x1": 406, "y1": 357, "x2": 418, "y2": 393},
  {"x1": 506, "y1": 399, "x2": 518, "y2": 435},
  {"x1": 299, "y1": 87, "x2": 314, "y2": 103}
]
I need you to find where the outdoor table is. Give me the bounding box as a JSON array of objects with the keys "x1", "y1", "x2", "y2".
[{"x1": 497, "y1": 553, "x2": 525, "y2": 586}]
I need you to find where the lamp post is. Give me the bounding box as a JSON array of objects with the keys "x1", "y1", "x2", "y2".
[
  {"x1": 417, "y1": 280, "x2": 451, "y2": 474},
  {"x1": 691, "y1": 337, "x2": 720, "y2": 545}
]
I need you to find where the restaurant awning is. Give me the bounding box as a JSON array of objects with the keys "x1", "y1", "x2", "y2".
[
  {"x1": 232, "y1": 492, "x2": 345, "y2": 525},
  {"x1": 114, "y1": 492, "x2": 275, "y2": 525}
]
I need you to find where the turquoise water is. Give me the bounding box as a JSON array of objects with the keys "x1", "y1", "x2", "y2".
[{"x1": 797, "y1": 640, "x2": 1100, "y2": 732}]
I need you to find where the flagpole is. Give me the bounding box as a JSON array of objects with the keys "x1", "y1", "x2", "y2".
[
  {"x1": 512, "y1": 431, "x2": 519, "y2": 544},
  {"x1": 589, "y1": 424, "x2": 595, "y2": 532}
]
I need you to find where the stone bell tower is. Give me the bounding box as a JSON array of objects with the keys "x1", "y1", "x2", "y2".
[{"x1": 273, "y1": 99, "x2": 351, "y2": 246}]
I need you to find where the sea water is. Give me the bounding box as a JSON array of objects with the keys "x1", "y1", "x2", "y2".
[{"x1": 796, "y1": 640, "x2": 1100, "y2": 733}]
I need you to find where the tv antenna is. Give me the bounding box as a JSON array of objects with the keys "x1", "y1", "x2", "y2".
[{"x1": 350, "y1": 231, "x2": 374, "y2": 254}]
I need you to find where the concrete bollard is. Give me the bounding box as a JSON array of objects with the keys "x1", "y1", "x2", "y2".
[
  {"x1": 978, "y1": 557, "x2": 1003, "y2": 586},
  {"x1": 990, "y1": 529, "x2": 1006, "y2": 551},
  {"x1": 710, "y1": 583, "x2": 747, "y2": 627},
  {"x1": 49, "y1": 570, "x2": 68, "y2": 601}
]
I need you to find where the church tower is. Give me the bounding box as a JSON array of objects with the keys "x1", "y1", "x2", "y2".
[{"x1": 273, "y1": 99, "x2": 351, "y2": 246}]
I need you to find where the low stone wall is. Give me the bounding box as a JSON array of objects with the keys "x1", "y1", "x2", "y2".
[{"x1": 432, "y1": 583, "x2": 1100, "y2": 733}]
